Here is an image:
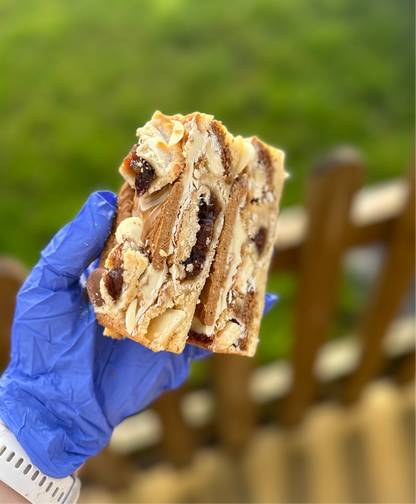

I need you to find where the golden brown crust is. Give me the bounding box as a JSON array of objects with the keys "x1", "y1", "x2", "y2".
[
  {"x1": 97, "y1": 303, "x2": 188, "y2": 355},
  {"x1": 211, "y1": 120, "x2": 233, "y2": 184},
  {"x1": 189, "y1": 289, "x2": 258, "y2": 357},
  {"x1": 99, "y1": 183, "x2": 134, "y2": 268},
  {"x1": 195, "y1": 177, "x2": 248, "y2": 326},
  {"x1": 97, "y1": 313, "x2": 130, "y2": 339},
  {"x1": 252, "y1": 136, "x2": 273, "y2": 189},
  {"x1": 188, "y1": 141, "x2": 285, "y2": 357},
  {"x1": 187, "y1": 333, "x2": 253, "y2": 356},
  {"x1": 96, "y1": 313, "x2": 175, "y2": 352}
]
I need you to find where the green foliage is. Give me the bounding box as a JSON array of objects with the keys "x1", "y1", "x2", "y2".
[
  {"x1": 0, "y1": 0, "x2": 414, "y2": 265},
  {"x1": 0, "y1": 0, "x2": 414, "y2": 365},
  {"x1": 257, "y1": 272, "x2": 297, "y2": 364}
]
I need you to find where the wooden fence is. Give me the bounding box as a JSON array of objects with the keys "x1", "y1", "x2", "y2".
[
  {"x1": 148, "y1": 147, "x2": 415, "y2": 466},
  {"x1": 0, "y1": 147, "x2": 414, "y2": 477}
]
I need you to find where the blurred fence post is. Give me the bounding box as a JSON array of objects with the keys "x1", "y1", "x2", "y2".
[
  {"x1": 0, "y1": 257, "x2": 28, "y2": 373},
  {"x1": 210, "y1": 354, "x2": 255, "y2": 453},
  {"x1": 79, "y1": 446, "x2": 133, "y2": 492},
  {"x1": 152, "y1": 386, "x2": 196, "y2": 466},
  {"x1": 395, "y1": 351, "x2": 415, "y2": 385},
  {"x1": 342, "y1": 165, "x2": 415, "y2": 404},
  {"x1": 281, "y1": 148, "x2": 365, "y2": 425}
]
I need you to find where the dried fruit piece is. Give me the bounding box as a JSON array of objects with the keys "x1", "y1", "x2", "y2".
[
  {"x1": 253, "y1": 228, "x2": 267, "y2": 255},
  {"x1": 109, "y1": 243, "x2": 124, "y2": 268},
  {"x1": 124, "y1": 145, "x2": 156, "y2": 196},
  {"x1": 105, "y1": 265, "x2": 124, "y2": 300},
  {"x1": 184, "y1": 193, "x2": 221, "y2": 279},
  {"x1": 133, "y1": 158, "x2": 155, "y2": 196}
]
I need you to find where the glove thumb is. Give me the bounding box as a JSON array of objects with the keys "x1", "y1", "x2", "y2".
[{"x1": 37, "y1": 191, "x2": 117, "y2": 288}]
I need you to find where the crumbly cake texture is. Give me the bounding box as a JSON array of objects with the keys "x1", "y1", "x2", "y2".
[{"x1": 87, "y1": 111, "x2": 286, "y2": 355}]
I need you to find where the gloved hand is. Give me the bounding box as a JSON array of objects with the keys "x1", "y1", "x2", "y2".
[{"x1": 0, "y1": 191, "x2": 278, "y2": 479}]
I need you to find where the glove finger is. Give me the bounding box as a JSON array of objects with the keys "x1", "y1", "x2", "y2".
[
  {"x1": 94, "y1": 336, "x2": 189, "y2": 426},
  {"x1": 10, "y1": 192, "x2": 117, "y2": 370},
  {"x1": 38, "y1": 191, "x2": 117, "y2": 289},
  {"x1": 96, "y1": 292, "x2": 278, "y2": 427},
  {"x1": 264, "y1": 293, "x2": 278, "y2": 315}
]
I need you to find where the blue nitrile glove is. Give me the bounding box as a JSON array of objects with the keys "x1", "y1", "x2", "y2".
[{"x1": 0, "y1": 192, "x2": 278, "y2": 479}]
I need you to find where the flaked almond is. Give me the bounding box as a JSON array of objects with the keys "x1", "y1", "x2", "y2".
[
  {"x1": 145, "y1": 308, "x2": 186, "y2": 344},
  {"x1": 234, "y1": 257, "x2": 255, "y2": 295},
  {"x1": 116, "y1": 216, "x2": 144, "y2": 245},
  {"x1": 168, "y1": 120, "x2": 184, "y2": 147},
  {"x1": 205, "y1": 138, "x2": 223, "y2": 175},
  {"x1": 126, "y1": 298, "x2": 138, "y2": 334},
  {"x1": 235, "y1": 140, "x2": 255, "y2": 174},
  {"x1": 103, "y1": 328, "x2": 123, "y2": 339},
  {"x1": 215, "y1": 321, "x2": 242, "y2": 350}
]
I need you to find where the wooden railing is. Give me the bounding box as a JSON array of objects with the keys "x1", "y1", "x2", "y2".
[
  {"x1": 0, "y1": 148, "x2": 414, "y2": 477},
  {"x1": 144, "y1": 147, "x2": 415, "y2": 466},
  {"x1": 278, "y1": 149, "x2": 414, "y2": 423}
]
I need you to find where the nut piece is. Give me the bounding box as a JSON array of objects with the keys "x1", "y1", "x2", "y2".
[
  {"x1": 235, "y1": 140, "x2": 255, "y2": 174},
  {"x1": 116, "y1": 216, "x2": 144, "y2": 245},
  {"x1": 215, "y1": 321, "x2": 242, "y2": 351},
  {"x1": 126, "y1": 298, "x2": 138, "y2": 335},
  {"x1": 168, "y1": 121, "x2": 184, "y2": 147},
  {"x1": 103, "y1": 328, "x2": 123, "y2": 340},
  {"x1": 105, "y1": 265, "x2": 124, "y2": 301},
  {"x1": 234, "y1": 257, "x2": 255, "y2": 295},
  {"x1": 205, "y1": 138, "x2": 223, "y2": 175},
  {"x1": 145, "y1": 308, "x2": 186, "y2": 345}
]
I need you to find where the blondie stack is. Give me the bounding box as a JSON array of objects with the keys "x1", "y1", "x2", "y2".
[{"x1": 87, "y1": 111, "x2": 285, "y2": 355}]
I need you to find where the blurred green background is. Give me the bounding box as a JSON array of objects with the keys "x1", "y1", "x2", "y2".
[{"x1": 0, "y1": 0, "x2": 414, "y2": 366}]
